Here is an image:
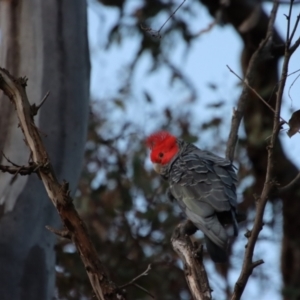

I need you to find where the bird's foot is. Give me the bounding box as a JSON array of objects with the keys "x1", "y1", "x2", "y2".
[{"x1": 180, "y1": 220, "x2": 198, "y2": 236}]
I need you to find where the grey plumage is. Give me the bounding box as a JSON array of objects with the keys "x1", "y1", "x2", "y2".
[{"x1": 161, "y1": 140, "x2": 239, "y2": 263}]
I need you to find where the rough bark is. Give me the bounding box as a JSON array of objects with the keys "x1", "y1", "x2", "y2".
[
  {"x1": 171, "y1": 223, "x2": 212, "y2": 300},
  {"x1": 200, "y1": 0, "x2": 300, "y2": 298},
  {"x1": 0, "y1": 1, "x2": 90, "y2": 299}
]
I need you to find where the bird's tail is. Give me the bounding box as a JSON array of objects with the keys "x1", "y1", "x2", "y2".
[
  {"x1": 192, "y1": 214, "x2": 229, "y2": 263},
  {"x1": 204, "y1": 235, "x2": 228, "y2": 263}
]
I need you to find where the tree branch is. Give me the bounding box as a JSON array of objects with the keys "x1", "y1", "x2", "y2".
[
  {"x1": 120, "y1": 264, "x2": 152, "y2": 289},
  {"x1": 0, "y1": 163, "x2": 38, "y2": 176},
  {"x1": 225, "y1": 3, "x2": 277, "y2": 161},
  {"x1": 120, "y1": 264, "x2": 155, "y2": 298},
  {"x1": 278, "y1": 171, "x2": 300, "y2": 194},
  {"x1": 0, "y1": 68, "x2": 125, "y2": 300},
  {"x1": 171, "y1": 222, "x2": 212, "y2": 300},
  {"x1": 30, "y1": 90, "x2": 50, "y2": 116}
]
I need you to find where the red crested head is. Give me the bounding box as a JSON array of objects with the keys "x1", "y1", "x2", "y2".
[{"x1": 146, "y1": 131, "x2": 179, "y2": 165}]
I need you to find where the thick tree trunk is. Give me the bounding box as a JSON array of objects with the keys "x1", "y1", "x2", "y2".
[
  {"x1": 200, "y1": 0, "x2": 300, "y2": 298},
  {"x1": 0, "y1": 1, "x2": 90, "y2": 300}
]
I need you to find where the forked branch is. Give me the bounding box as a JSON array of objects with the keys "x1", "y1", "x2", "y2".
[{"x1": 0, "y1": 68, "x2": 125, "y2": 300}]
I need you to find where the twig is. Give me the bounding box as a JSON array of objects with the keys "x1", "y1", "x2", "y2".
[
  {"x1": 31, "y1": 91, "x2": 50, "y2": 116},
  {"x1": 140, "y1": 0, "x2": 186, "y2": 38},
  {"x1": 251, "y1": 259, "x2": 264, "y2": 268},
  {"x1": 120, "y1": 264, "x2": 152, "y2": 289},
  {"x1": 289, "y1": 35, "x2": 300, "y2": 54},
  {"x1": 288, "y1": 6, "x2": 300, "y2": 54},
  {"x1": 0, "y1": 152, "x2": 39, "y2": 176},
  {"x1": 157, "y1": 0, "x2": 186, "y2": 35},
  {"x1": 288, "y1": 73, "x2": 300, "y2": 103},
  {"x1": 193, "y1": 20, "x2": 217, "y2": 37},
  {"x1": 227, "y1": 65, "x2": 300, "y2": 138},
  {"x1": 119, "y1": 264, "x2": 154, "y2": 299},
  {"x1": 226, "y1": 65, "x2": 288, "y2": 124},
  {"x1": 45, "y1": 225, "x2": 71, "y2": 239},
  {"x1": 225, "y1": 0, "x2": 278, "y2": 162},
  {"x1": 0, "y1": 163, "x2": 38, "y2": 176},
  {"x1": 133, "y1": 283, "x2": 155, "y2": 299},
  {"x1": 225, "y1": 1, "x2": 278, "y2": 162},
  {"x1": 2, "y1": 152, "x2": 21, "y2": 167},
  {"x1": 278, "y1": 171, "x2": 300, "y2": 194},
  {"x1": 269, "y1": 67, "x2": 300, "y2": 104},
  {"x1": 285, "y1": 0, "x2": 293, "y2": 46},
  {"x1": 289, "y1": 12, "x2": 300, "y2": 43}
]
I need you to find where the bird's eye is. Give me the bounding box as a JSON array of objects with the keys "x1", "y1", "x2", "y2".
[{"x1": 159, "y1": 152, "x2": 164, "y2": 158}]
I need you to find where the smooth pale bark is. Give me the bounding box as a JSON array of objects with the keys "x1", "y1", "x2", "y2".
[{"x1": 0, "y1": 1, "x2": 90, "y2": 300}]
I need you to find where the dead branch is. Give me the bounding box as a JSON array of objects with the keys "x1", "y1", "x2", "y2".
[
  {"x1": 278, "y1": 171, "x2": 300, "y2": 194},
  {"x1": 120, "y1": 264, "x2": 154, "y2": 299},
  {"x1": 141, "y1": 0, "x2": 186, "y2": 38},
  {"x1": 31, "y1": 90, "x2": 50, "y2": 116},
  {"x1": 0, "y1": 68, "x2": 125, "y2": 300},
  {"x1": 171, "y1": 223, "x2": 212, "y2": 300},
  {"x1": 45, "y1": 225, "x2": 72, "y2": 239},
  {"x1": 120, "y1": 264, "x2": 152, "y2": 289},
  {"x1": 0, "y1": 163, "x2": 38, "y2": 176}
]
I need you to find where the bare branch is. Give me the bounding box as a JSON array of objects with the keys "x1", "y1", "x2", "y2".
[
  {"x1": 0, "y1": 152, "x2": 40, "y2": 176},
  {"x1": 0, "y1": 163, "x2": 38, "y2": 176},
  {"x1": 133, "y1": 283, "x2": 155, "y2": 299},
  {"x1": 171, "y1": 223, "x2": 212, "y2": 300},
  {"x1": 226, "y1": 65, "x2": 288, "y2": 125},
  {"x1": 157, "y1": 0, "x2": 186, "y2": 35},
  {"x1": 31, "y1": 91, "x2": 50, "y2": 116},
  {"x1": 287, "y1": 6, "x2": 300, "y2": 54},
  {"x1": 278, "y1": 171, "x2": 300, "y2": 194},
  {"x1": 45, "y1": 225, "x2": 71, "y2": 239},
  {"x1": 193, "y1": 20, "x2": 217, "y2": 37},
  {"x1": 251, "y1": 259, "x2": 264, "y2": 269},
  {"x1": 289, "y1": 12, "x2": 300, "y2": 43},
  {"x1": 120, "y1": 264, "x2": 155, "y2": 298},
  {"x1": 120, "y1": 264, "x2": 152, "y2": 288},
  {"x1": 225, "y1": 1, "x2": 279, "y2": 162},
  {"x1": 2, "y1": 152, "x2": 22, "y2": 167},
  {"x1": 141, "y1": 0, "x2": 186, "y2": 38},
  {"x1": 288, "y1": 72, "x2": 300, "y2": 102},
  {"x1": 289, "y1": 35, "x2": 300, "y2": 54},
  {"x1": 230, "y1": 2, "x2": 280, "y2": 299},
  {"x1": 0, "y1": 68, "x2": 125, "y2": 300}
]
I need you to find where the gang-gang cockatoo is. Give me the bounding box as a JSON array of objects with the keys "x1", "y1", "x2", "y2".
[{"x1": 146, "y1": 131, "x2": 242, "y2": 263}]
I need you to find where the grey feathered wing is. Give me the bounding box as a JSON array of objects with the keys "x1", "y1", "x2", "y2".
[{"x1": 168, "y1": 143, "x2": 238, "y2": 262}]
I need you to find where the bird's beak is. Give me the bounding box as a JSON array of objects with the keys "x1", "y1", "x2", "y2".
[{"x1": 153, "y1": 163, "x2": 162, "y2": 174}]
